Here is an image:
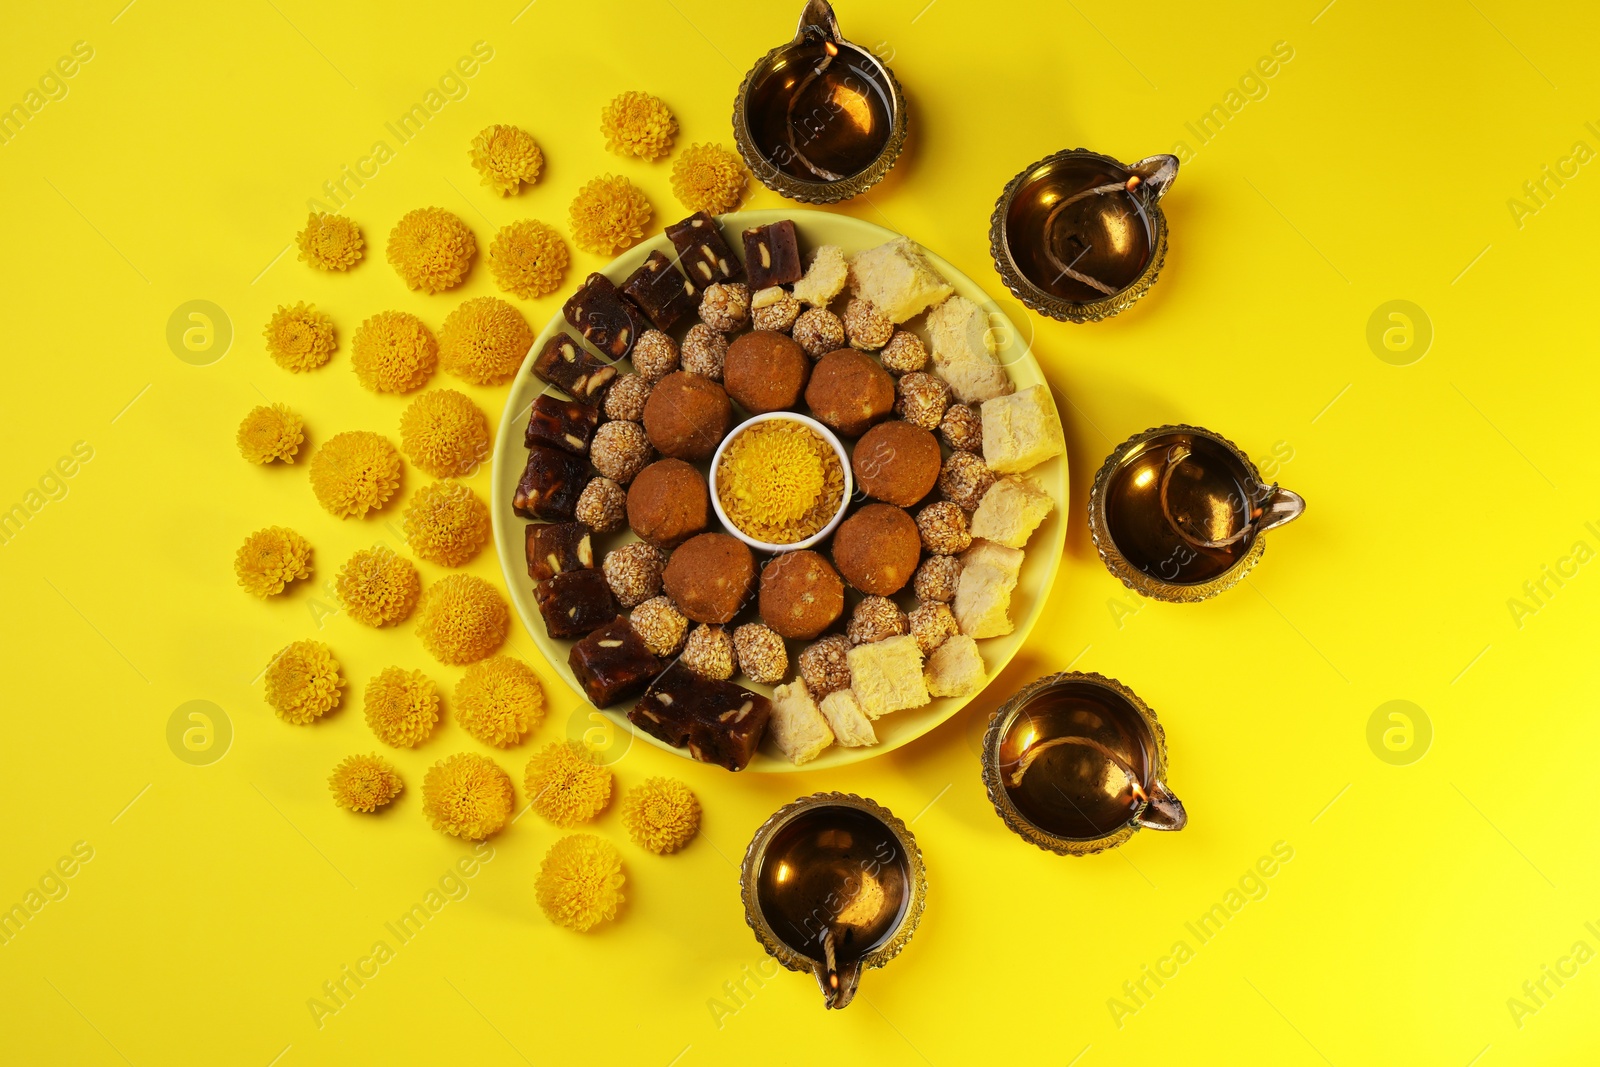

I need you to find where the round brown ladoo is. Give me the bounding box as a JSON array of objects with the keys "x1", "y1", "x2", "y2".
[
  {"x1": 758, "y1": 549, "x2": 845, "y2": 640},
  {"x1": 627, "y1": 458, "x2": 709, "y2": 548},
  {"x1": 851, "y1": 421, "x2": 941, "y2": 507},
  {"x1": 662, "y1": 532, "x2": 756, "y2": 624},
  {"x1": 831, "y1": 504, "x2": 921, "y2": 595},
  {"x1": 803, "y1": 348, "x2": 894, "y2": 437},
  {"x1": 724, "y1": 331, "x2": 811, "y2": 414},
  {"x1": 643, "y1": 371, "x2": 734, "y2": 461}
]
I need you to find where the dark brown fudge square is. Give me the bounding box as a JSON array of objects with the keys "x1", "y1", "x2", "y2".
[
  {"x1": 629, "y1": 661, "x2": 772, "y2": 771},
  {"x1": 525, "y1": 394, "x2": 601, "y2": 454},
  {"x1": 666, "y1": 211, "x2": 741, "y2": 291},
  {"x1": 621, "y1": 251, "x2": 696, "y2": 332},
  {"x1": 563, "y1": 273, "x2": 646, "y2": 360},
  {"x1": 569, "y1": 617, "x2": 662, "y2": 707},
  {"x1": 525, "y1": 522, "x2": 594, "y2": 581},
  {"x1": 535, "y1": 569, "x2": 619, "y2": 639},
  {"x1": 742, "y1": 220, "x2": 803, "y2": 289},
  {"x1": 533, "y1": 333, "x2": 616, "y2": 406},
  {"x1": 513, "y1": 445, "x2": 592, "y2": 521}
]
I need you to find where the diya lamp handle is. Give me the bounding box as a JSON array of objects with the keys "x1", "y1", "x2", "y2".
[
  {"x1": 1127, "y1": 154, "x2": 1180, "y2": 201},
  {"x1": 813, "y1": 928, "x2": 863, "y2": 1009},
  {"x1": 795, "y1": 0, "x2": 845, "y2": 43},
  {"x1": 1133, "y1": 780, "x2": 1188, "y2": 832},
  {"x1": 1253, "y1": 485, "x2": 1306, "y2": 536}
]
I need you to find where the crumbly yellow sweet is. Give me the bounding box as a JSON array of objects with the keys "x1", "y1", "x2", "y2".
[
  {"x1": 980, "y1": 385, "x2": 1066, "y2": 474},
  {"x1": 846, "y1": 634, "x2": 930, "y2": 719},
  {"x1": 620, "y1": 778, "x2": 699, "y2": 854},
  {"x1": 470, "y1": 124, "x2": 543, "y2": 195},
  {"x1": 848, "y1": 238, "x2": 954, "y2": 323},
  {"x1": 768, "y1": 679, "x2": 835, "y2": 766},
  {"x1": 264, "y1": 640, "x2": 344, "y2": 724},
  {"x1": 453, "y1": 656, "x2": 544, "y2": 747},
  {"x1": 387, "y1": 207, "x2": 476, "y2": 293},
  {"x1": 328, "y1": 753, "x2": 403, "y2": 812},
  {"x1": 716, "y1": 421, "x2": 843, "y2": 545},
  {"x1": 569, "y1": 175, "x2": 651, "y2": 255},
  {"x1": 970, "y1": 474, "x2": 1054, "y2": 548},
  {"x1": 927, "y1": 295, "x2": 1013, "y2": 405},
  {"x1": 297, "y1": 212, "x2": 364, "y2": 271},
  {"x1": 351, "y1": 311, "x2": 437, "y2": 394},
  {"x1": 403, "y1": 480, "x2": 490, "y2": 567},
  {"x1": 817, "y1": 688, "x2": 876, "y2": 748},
  {"x1": 923, "y1": 634, "x2": 986, "y2": 698},
  {"x1": 670, "y1": 143, "x2": 747, "y2": 213},
  {"x1": 309, "y1": 431, "x2": 402, "y2": 518},
  {"x1": 234, "y1": 526, "x2": 312, "y2": 597},
  {"x1": 600, "y1": 91, "x2": 676, "y2": 160},
  {"x1": 488, "y1": 219, "x2": 569, "y2": 298},
  {"x1": 536, "y1": 834, "x2": 625, "y2": 931},
  {"x1": 415, "y1": 573, "x2": 508, "y2": 665},
  {"x1": 438, "y1": 297, "x2": 532, "y2": 386},
  {"x1": 952, "y1": 539, "x2": 1025, "y2": 638},
  {"x1": 524, "y1": 741, "x2": 612, "y2": 827},
  {"x1": 363, "y1": 666, "x2": 439, "y2": 747},
  {"x1": 335, "y1": 546, "x2": 420, "y2": 626},
  {"x1": 263, "y1": 302, "x2": 336, "y2": 372},
  {"x1": 398, "y1": 389, "x2": 489, "y2": 478},
  {"x1": 422, "y1": 753, "x2": 514, "y2": 840},
  {"x1": 237, "y1": 403, "x2": 305, "y2": 464}
]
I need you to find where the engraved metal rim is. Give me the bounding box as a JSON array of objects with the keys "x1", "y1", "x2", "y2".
[
  {"x1": 988, "y1": 147, "x2": 1169, "y2": 324},
  {"x1": 1087, "y1": 424, "x2": 1269, "y2": 604},
  {"x1": 980, "y1": 671, "x2": 1171, "y2": 857},
  {"x1": 739, "y1": 791, "x2": 928, "y2": 975},
  {"x1": 731, "y1": 42, "x2": 909, "y2": 205}
]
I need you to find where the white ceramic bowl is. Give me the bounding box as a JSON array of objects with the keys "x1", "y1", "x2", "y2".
[{"x1": 707, "y1": 411, "x2": 854, "y2": 554}]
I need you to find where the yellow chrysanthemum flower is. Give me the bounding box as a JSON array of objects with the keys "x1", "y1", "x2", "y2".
[
  {"x1": 237, "y1": 403, "x2": 305, "y2": 464},
  {"x1": 536, "y1": 834, "x2": 625, "y2": 932},
  {"x1": 415, "y1": 574, "x2": 508, "y2": 665},
  {"x1": 422, "y1": 753, "x2": 514, "y2": 840},
  {"x1": 403, "y1": 480, "x2": 490, "y2": 567},
  {"x1": 569, "y1": 175, "x2": 652, "y2": 256},
  {"x1": 620, "y1": 778, "x2": 700, "y2": 855},
  {"x1": 453, "y1": 656, "x2": 544, "y2": 748},
  {"x1": 488, "y1": 219, "x2": 569, "y2": 299},
  {"x1": 297, "y1": 212, "x2": 364, "y2": 271},
  {"x1": 470, "y1": 124, "x2": 543, "y2": 196},
  {"x1": 329, "y1": 753, "x2": 403, "y2": 812},
  {"x1": 263, "y1": 302, "x2": 336, "y2": 372},
  {"x1": 264, "y1": 640, "x2": 344, "y2": 724},
  {"x1": 600, "y1": 91, "x2": 676, "y2": 161},
  {"x1": 352, "y1": 311, "x2": 437, "y2": 394},
  {"x1": 398, "y1": 389, "x2": 490, "y2": 478},
  {"x1": 335, "y1": 546, "x2": 420, "y2": 626},
  {"x1": 438, "y1": 297, "x2": 532, "y2": 386},
  {"x1": 234, "y1": 526, "x2": 312, "y2": 597},
  {"x1": 363, "y1": 666, "x2": 440, "y2": 748},
  {"x1": 670, "y1": 143, "x2": 748, "y2": 215},
  {"x1": 387, "y1": 207, "x2": 476, "y2": 293},
  {"x1": 524, "y1": 741, "x2": 612, "y2": 827},
  {"x1": 308, "y1": 431, "x2": 402, "y2": 518}
]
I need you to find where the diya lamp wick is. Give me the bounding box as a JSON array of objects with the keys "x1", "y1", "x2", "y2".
[{"x1": 786, "y1": 40, "x2": 847, "y2": 181}]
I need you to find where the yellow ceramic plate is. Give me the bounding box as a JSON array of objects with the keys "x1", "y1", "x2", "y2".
[{"x1": 491, "y1": 209, "x2": 1067, "y2": 771}]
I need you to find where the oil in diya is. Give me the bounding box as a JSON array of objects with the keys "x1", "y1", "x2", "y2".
[
  {"x1": 733, "y1": 0, "x2": 908, "y2": 203},
  {"x1": 990, "y1": 148, "x2": 1179, "y2": 322},
  {"x1": 740, "y1": 793, "x2": 925, "y2": 1009},
  {"x1": 1088, "y1": 424, "x2": 1306, "y2": 603},
  {"x1": 982, "y1": 672, "x2": 1186, "y2": 856}
]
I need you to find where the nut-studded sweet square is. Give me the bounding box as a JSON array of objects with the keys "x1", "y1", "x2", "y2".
[
  {"x1": 666, "y1": 211, "x2": 741, "y2": 292},
  {"x1": 532, "y1": 332, "x2": 617, "y2": 406},
  {"x1": 621, "y1": 250, "x2": 696, "y2": 332},
  {"x1": 562, "y1": 273, "x2": 646, "y2": 360}
]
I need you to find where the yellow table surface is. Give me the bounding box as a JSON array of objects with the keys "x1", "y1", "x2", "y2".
[{"x1": 4, "y1": 1, "x2": 1597, "y2": 1063}]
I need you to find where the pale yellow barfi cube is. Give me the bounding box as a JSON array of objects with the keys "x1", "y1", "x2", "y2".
[
  {"x1": 924, "y1": 635, "x2": 986, "y2": 698},
  {"x1": 970, "y1": 475, "x2": 1055, "y2": 549},
  {"x1": 980, "y1": 385, "x2": 1065, "y2": 474},
  {"x1": 791, "y1": 245, "x2": 849, "y2": 308},
  {"x1": 769, "y1": 678, "x2": 835, "y2": 765},
  {"x1": 927, "y1": 295, "x2": 1013, "y2": 404},
  {"x1": 818, "y1": 688, "x2": 877, "y2": 747},
  {"x1": 953, "y1": 539, "x2": 1025, "y2": 638},
  {"x1": 846, "y1": 634, "x2": 930, "y2": 719},
  {"x1": 847, "y1": 238, "x2": 954, "y2": 323}
]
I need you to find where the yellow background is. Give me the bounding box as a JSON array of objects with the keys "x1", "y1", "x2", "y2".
[{"x1": 2, "y1": 0, "x2": 1596, "y2": 1063}]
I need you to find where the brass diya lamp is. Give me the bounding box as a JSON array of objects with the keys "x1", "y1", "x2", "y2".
[
  {"x1": 740, "y1": 792, "x2": 926, "y2": 1009},
  {"x1": 733, "y1": 0, "x2": 908, "y2": 203},
  {"x1": 982, "y1": 672, "x2": 1186, "y2": 856},
  {"x1": 1089, "y1": 424, "x2": 1306, "y2": 603},
  {"x1": 990, "y1": 148, "x2": 1179, "y2": 322}
]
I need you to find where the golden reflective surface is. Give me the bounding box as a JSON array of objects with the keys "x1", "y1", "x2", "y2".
[{"x1": 744, "y1": 41, "x2": 894, "y2": 182}]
